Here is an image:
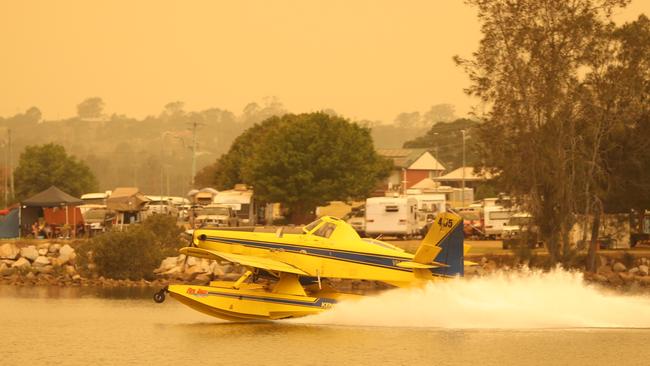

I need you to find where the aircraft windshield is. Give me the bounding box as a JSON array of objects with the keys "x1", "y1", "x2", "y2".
[
  {"x1": 303, "y1": 219, "x2": 323, "y2": 233},
  {"x1": 313, "y1": 223, "x2": 336, "y2": 238}
]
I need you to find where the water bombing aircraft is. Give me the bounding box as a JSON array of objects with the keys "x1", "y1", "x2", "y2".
[{"x1": 153, "y1": 212, "x2": 470, "y2": 321}]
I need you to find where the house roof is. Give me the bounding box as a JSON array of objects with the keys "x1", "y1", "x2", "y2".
[
  {"x1": 410, "y1": 178, "x2": 438, "y2": 189},
  {"x1": 106, "y1": 187, "x2": 149, "y2": 211},
  {"x1": 22, "y1": 186, "x2": 83, "y2": 207},
  {"x1": 377, "y1": 148, "x2": 445, "y2": 171},
  {"x1": 434, "y1": 167, "x2": 493, "y2": 182}
]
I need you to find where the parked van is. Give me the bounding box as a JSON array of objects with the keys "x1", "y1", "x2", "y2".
[
  {"x1": 411, "y1": 194, "x2": 446, "y2": 234},
  {"x1": 365, "y1": 197, "x2": 418, "y2": 239},
  {"x1": 212, "y1": 185, "x2": 256, "y2": 225},
  {"x1": 483, "y1": 205, "x2": 514, "y2": 239}
]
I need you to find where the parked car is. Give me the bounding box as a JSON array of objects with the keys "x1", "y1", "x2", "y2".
[
  {"x1": 457, "y1": 207, "x2": 484, "y2": 238},
  {"x1": 143, "y1": 199, "x2": 178, "y2": 217},
  {"x1": 83, "y1": 208, "x2": 117, "y2": 234},
  {"x1": 501, "y1": 213, "x2": 542, "y2": 249},
  {"x1": 195, "y1": 204, "x2": 239, "y2": 227}
]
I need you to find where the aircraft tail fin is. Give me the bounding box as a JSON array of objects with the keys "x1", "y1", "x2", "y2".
[{"x1": 413, "y1": 212, "x2": 465, "y2": 276}]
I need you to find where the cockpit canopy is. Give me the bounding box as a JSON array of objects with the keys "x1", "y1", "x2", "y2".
[{"x1": 302, "y1": 216, "x2": 360, "y2": 240}]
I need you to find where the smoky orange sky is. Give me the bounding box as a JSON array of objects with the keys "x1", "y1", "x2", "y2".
[{"x1": 1, "y1": 0, "x2": 648, "y2": 122}]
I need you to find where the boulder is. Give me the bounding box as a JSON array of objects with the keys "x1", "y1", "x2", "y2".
[
  {"x1": 592, "y1": 274, "x2": 608, "y2": 283},
  {"x1": 32, "y1": 256, "x2": 51, "y2": 267},
  {"x1": 629, "y1": 267, "x2": 640, "y2": 275},
  {"x1": 612, "y1": 262, "x2": 626, "y2": 273},
  {"x1": 25, "y1": 271, "x2": 36, "y2": 280},
  {"x1": 48, "y1": 243, "x2": 61, "y2": 254},
  {"x1": 58, "y1": 244, "x2": 76, "y2": 265},
  {"x1": 163, "y1": 266, "x2": 182, "y2": 276},
  {"x1": 72, "y1": 274, "x2": 81, "y2": 281},
  {"x1": 185, "y1": 265, "x2": 207, "y2": 275},
  {"x1": 155, "y1": 257, "x2": 178, "y2": 274},
  {"x1": 186, "y1": 256, "x2": 199, "y2": 267},
  {"x1": 193, "y1": 273, "x2": 212, "y2": 284},
  {"x1": 639, "y1": 265, "x2": 649, "y2": 276},
  {"x1": 64, "y1": 265, "x2": 76, "y2": 276},
  {"x1": 20, "y1": 245, "x2": 39, "y2": 261},
  {"x1": 209, "y1": 261, "x2": 225, "y2": 277},
  {"x1": 11, "y1": 257, "x2": 31, "y2": 270},
  {"x1": 36, "y1": 242, "x2": 51, "y2": 251},
  {"x1": 35, "y1": 265, "x2": 54, "y2": 274},
  {"x1": 37, "y1": 248, "x2": 48, "y2": 256},
  {"x1": 176, "y1": 254, "x2": 186, "y2": 264},
  {"x1": 0, "y1": 243, "x2": 20, "y2": 260},
  {"x1": 0, "y1": 264, "x2": 15, "y2": 276}
]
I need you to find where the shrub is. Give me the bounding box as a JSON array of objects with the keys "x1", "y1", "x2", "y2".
[
  {"x1": 140, "y1": 214, "x2": 184, "y2": 256},
  {"x1": 79, "y1": 215, "x2": 184, "y2": 280},
  {"x1": 90, "y1": 227, "x2": 160, "y2": 280}
]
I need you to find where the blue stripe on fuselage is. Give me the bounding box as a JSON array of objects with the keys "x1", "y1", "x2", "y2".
[
  {"x1": 203, "y1": 235, "x2": 413, "y2": 272},
  {"x1": 205, "y1": 290, "x2": 337, "y2": 308}
]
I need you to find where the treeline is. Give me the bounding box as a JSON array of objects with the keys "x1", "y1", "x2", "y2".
[
  {"x1": 0, "y1": 99, "x2": 456, "y2": 196},
  {"x1": 458, "y1": 1, "x2": 650, "y2": 265}
]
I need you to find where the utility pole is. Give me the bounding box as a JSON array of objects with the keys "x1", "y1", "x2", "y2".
[
  {"x1": 3, "y1": 132, "x2": 7, "y2": 205},
  {"x1": 8, "y1": 129, "x2": 14, "y2": 200},
  {"x1": 190, "y1": 121, "x2": 198, "y2": 188},
  {"x1": 461, "y1": 129, "x2": 466, "y2": 207}
]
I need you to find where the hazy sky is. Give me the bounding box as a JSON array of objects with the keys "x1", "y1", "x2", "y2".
[{"x1": 1, "y1": 0, "x2": 648, "y2": 122}]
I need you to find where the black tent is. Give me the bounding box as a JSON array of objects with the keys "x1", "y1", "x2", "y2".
[
  {"x1": 20, "y1": 186, "x2": 84, "y2": 238},
  {"x1": 22, "y1": 186, "x2": 83, "y2": 207}
]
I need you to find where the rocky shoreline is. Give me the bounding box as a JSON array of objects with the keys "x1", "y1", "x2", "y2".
[{"x1": 3, "y1": 241, "x2": 650, "y2": 293}]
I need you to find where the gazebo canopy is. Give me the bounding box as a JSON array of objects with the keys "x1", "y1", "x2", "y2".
[{"x1": 22, "y1": 186, "x2": 83, "y2": 207}]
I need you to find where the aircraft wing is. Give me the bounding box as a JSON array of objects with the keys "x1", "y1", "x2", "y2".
[{"x1": 179, "y1": 247, "x2": 309, "y2": 276}]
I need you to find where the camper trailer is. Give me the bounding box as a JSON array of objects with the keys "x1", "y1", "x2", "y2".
[
  {"x1": 483, "y1": 205, "x2": 514, "y2": 239},
  {"x1": 365, "y1": 196, "x2": 418, "y2": 239},
  {"x1": 212, "y1": 185, "x2": 257, "y2": 225},
  {"x1": 411, "y1": 194, "x2": 446, "y2": 233}
]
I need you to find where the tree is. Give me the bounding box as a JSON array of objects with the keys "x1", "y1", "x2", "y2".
[
  {"x1": 14, "y1": 143, "x2": 98, "y2": 200},
  {"x1": 202, "y1": 113, "x2": 392, "y2": 223},
  {"x1": 421, "y1": 104, "x2": 456, "y2": 126},
  {"x1": 403, "y1": 118, "x2": 479, "y2": 169},
  {"x1": 77, "y1": 97, "x2": 105, "y2": 119},
  {"x1": 456, "y1": 0, "x2": 631, "y2": 263},
  {"x1": 394, "y1": 112, "x2": 421, "y2": 128}
]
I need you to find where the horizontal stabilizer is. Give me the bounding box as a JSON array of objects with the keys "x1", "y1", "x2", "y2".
[
  {"x1": 179, "y1": 247, "x2": 308, "y2": 275},
  {"x1": 396, "y1": 261, "x2": 448, "y2": 269}
]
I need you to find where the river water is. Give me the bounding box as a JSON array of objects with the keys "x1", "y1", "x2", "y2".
[{"x1": 2, "y1": 270, "x2": 650, "y2": 365}]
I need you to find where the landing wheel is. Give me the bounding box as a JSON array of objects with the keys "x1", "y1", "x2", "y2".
[{"x1": 153, "y1": 287, "x2": 167, "y2": 303}]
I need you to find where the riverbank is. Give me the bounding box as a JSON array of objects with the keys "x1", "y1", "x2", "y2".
[{"x1": 2, "y1": 240, "x2": 650, "y2": 293}]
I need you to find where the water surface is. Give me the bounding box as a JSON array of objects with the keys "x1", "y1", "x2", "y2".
[{"x1": 2, "y1": 277, "x2": 650, "y2": 365}]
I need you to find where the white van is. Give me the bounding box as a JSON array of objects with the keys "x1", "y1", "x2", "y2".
[
  {"x1": 365, "y1": 197, "x2": 418, "y2": 239},
  {"x1": 411, "y1": 194, "x2": 446, "y2": 232},
  {"x1": 483, "y1": 205, "x2": 514, "y2": 238}
]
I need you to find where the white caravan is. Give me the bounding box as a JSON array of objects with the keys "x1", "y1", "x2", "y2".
[
  {"x1": 483, "y1": 205, "x2": 514, "y2": 238},
  {"x1": 212, "y1": 185, "x2": 256, "y2": 225},
  {"x1": 411, "y1": 194, "x2": 446, "y2": 231},
  {"x1": 365, "y1": 196, "x2": 418, "y2": 239}
]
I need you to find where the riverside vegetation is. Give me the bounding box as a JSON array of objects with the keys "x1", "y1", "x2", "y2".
[{"x1": 2, "y1": 217, "x2": 650, "y2": 293}]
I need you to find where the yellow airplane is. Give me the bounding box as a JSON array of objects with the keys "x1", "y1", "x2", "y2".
[{"x1": 153, "y1": 211, "x2": 469, "y2": 321}]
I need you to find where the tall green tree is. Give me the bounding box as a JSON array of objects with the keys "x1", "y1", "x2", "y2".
[
  {"x1": 200, "y1": 113, "x2": 392, "y2": 223},
  {"x1": 456, "y1": 0, "x2": 631, "y2": 263},
  {"x1": 14, "y1": 143, "x2": 98, "y2": 200}
]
